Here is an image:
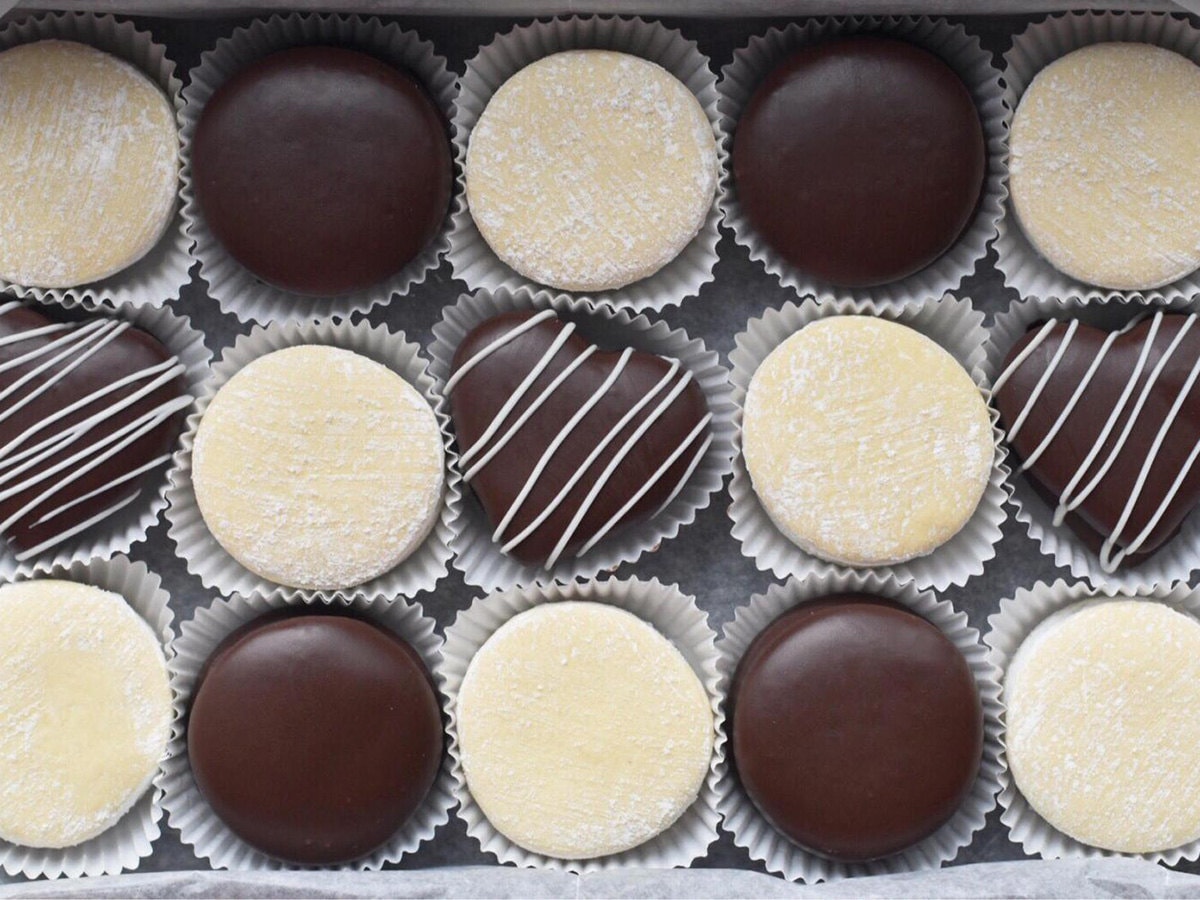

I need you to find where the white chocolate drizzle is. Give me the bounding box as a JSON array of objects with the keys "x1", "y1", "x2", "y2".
[
  {"x1": 0, "y1": 302, "x2": 191, "y2": 560},
  {"x1": 994, "y1": 310, "x2": 1200, "y2": 571},
  {"x1": 446, "y1": 313, "x2": 710, "y2": 569}
]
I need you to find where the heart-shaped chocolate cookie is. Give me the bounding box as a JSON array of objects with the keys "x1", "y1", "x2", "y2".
[
  {"x1": 0, "y1": 302, "x2": 191, "y2": 560},
  {"x1": 993, "y1": 311, "x2": 1200, "y2": 571},
  {"x1": 446, "y1": 310, "x2": 712, "y2": 568}
]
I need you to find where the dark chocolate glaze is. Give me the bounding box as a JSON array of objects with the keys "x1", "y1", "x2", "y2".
[
  {"x1": 732, "y1": 36, "x2": 985, "y2": 287},
  {"x1": 447, "y1": 311, "x2": 710, "y2": 567},
  {"x1": 187, "y1": 614, "x2": 443, "y2": 866},
  {"x1": 0, "y1": 303, "x2": 187, "y2": 558},
  {"x1": 191, "y1": 46, "x2": 452, "y2": 296},
  {"x1": 730, "y1": 595, "x2": 982, "y2": 862},
  {"x1": 995, "y1": 314, "x2": 1200, "y2": 567}
]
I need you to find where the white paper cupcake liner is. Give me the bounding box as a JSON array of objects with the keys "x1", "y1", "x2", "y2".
[
  {"x1": 0, "y1": 13, "x2": 190, "y2": 312},
  {"x1": 985, "y1": 578, "x2": 1200, "y2": 865},
  {"x1": 985, "y1": 294, "x2": 1200, "y2": 591},
  {"x1": 0, "y1": 554, "x2": 174, "y2": 879},
  {"x1": 447, "y1": 16, "x2": 723, "y2": 312},
  {"x1": 164, "y1": 318, "x2": 462, "y2": 601},
  {"x1": 180, "y1": 14, "x2": 457, "y2": 325},
  {"x1": 717, "y1": 17, "x2": 1007, "y2": 306},
  {"x1": 427, "y1": 287, "x2": 736, "y2": 591},
  {"x1": 727, "y1": 295, "x2": 1009, "y2": 591},
  {"x1": 0, "y1": 301, "x2": 211, "y2": 582},
  {"x1": 995, "y1": 11, "x2": 1200, "y2": 303},
  {"x1": 161, "y1": 592, "x2": 453, "y2": 871},
  {"x1": 717, "y1": 570, "x2": 1003, "y2": 883},
  {"x1": 440, "y1": 576, "x2": 722, "y2": 872}
]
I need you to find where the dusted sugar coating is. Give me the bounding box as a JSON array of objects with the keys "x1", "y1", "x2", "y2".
[
  {"x1": 0, "y1": 41, "x2": 178, "y2": 288},
  {"x1": 1009, "y1": 44, "x2": 1200, "y2": 290},
  {"x1": 456, "y1": 601, "x2": 713, "y2": 859},
  {"x1": 0, "y1": 580, "x2": 171, "y2": 849},
  {"x1": 742, "y1": 317, "x2": 993, "y2": 566},
  {"x1": 192, "y1": 345, "x2": 443, "y2": 590},
  {"x1": 733, "y1": 37, "x2": 985, "y2": 287},
  {"x1": 446, "y1": 310, "x2": 712, "y2": 568},
  {"x1": 993, "y1": 313, "x2": 1200, "y2": 572},
  {"x1": 1006, "y1": 600, "x2": 1200, "y2": 853},
  {"x1": 0, "y1": 301, "x2": 191, "y2": 561},
  {"x1": 187, "y1": 615, "x2": 443, "y2": 865},
  {"x1": 191, "y1": 46, "x2": 452, "y2": 296},
  {"x1": 731, "y1": 596, "x2": 983, "y2": 862},
  {"x1": 465, "y1": 50, "x2": 718, "y2": 292}
]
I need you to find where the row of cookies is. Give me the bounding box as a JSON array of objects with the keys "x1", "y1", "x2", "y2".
[
  {"x1": 3, "y1": 12, "x2": 1198, "y2": 320},
  {"x1": 2, "y1": 288, "x2": 1197, "y2": 597},
  {"x1": 4, "y1": 561, "x2": 1198, "y2": 880}
]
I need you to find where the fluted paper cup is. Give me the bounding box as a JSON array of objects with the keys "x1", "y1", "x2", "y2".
[
  {"x1": 0, "y1": 300, "x2": 210, "y2": 582},
  {"x1": 428, "y1": 287, "x2": 735, "y2": 591},
  {"x1": 986, "y1": 578, "x2": 1200, "y2": 865},
  {"x1": 984, "y1": 294, "x2": 1200, "y2": 591},
  {"x1": 717, "y1": 570, "x2": 1003, "y2": 883},
  {"x1": 447, "y1": 15, "x2": 723, "y2": 312},
  {"x1": 718, "y1": 16, "x2": 1007, "y2": 306},
  {"x1": 0, "y1": 12, "x2": 190, "y2": 311},
  {"x1": 164, "y1": 318, "x2": 461, "y2": 601},
  {"x1": 995, "y1": 11, "x2": 1200, "y2": 303},
  {"x1": 180, "y1": 13, "x2": 457, "y2": 324},
  {"x1": 160, "y1": 592, "x2": 452, "y2": 870},
  {"x1": 440, "y1": 576, "x2": 722, "y2": 872},
  {"x1": 727, "y1": 295, "x2": 1009, "y2": 591},
  {"x1": 0, "y1": 555, "x2": 174, "y2": 879}
]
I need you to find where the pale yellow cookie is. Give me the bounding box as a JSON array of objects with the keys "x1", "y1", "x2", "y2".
[
  {"x1": 465, "y1": 50, "x2": 717, "y2": 292},
  {"x1": 1010, "y1": 43, "x2": 1200, "y2": 290},
  {"x1": 455, "y1": 601, "x2": 712, "y2": 859},
  {"x1": 743, "y1": 316, "x2": 993, "y2": 566},
  {"x1": 0, "y1": 580, "x2": 171, "y2": 849},
  {"x1": 0, "y1": 41, "x2": 178, "y2": 288},
  {"x1": 192, "y1": 345, "x2": 444, "y2": 590},
  {"x1": 1006, "y1": 600, "x2": 1200, "y2": 853}
]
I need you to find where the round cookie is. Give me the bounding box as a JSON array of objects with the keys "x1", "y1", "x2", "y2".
[
  {"x1": 1009, "y1": 43, "x2": 1200, "y2": 291},
  {"x1": 465, "y1": 50, "x2": 718, "y2": 292},
  {"x1": 0, "y1": 580, "x2": 171, "y2": 849},
  {"x1": 731, "y1": 595, "x2": 983, "y2": 861},
  {"x1": 742, "y1": 316, "x2": 993, "y2": 566},
  {"x1": 0, "y1": 41, "x2": 178, "y2": 288},
  {"x1": 187, "y1": 614, "x2": 443, "y2": 865},
  {"x1": 191, "y1": 345, "x2": 444, "y2": 590},
  {"x1": 1005, "y1": 599, "x2": 1200, "y2": 853},
  {"x1": 732, "y1": 37, "x2": 985, "y2": 287},
  {"x1": 455, "y1": 601, "x2": 713, "y2": 859},
  {"x1": 191, "y1": 46, "x2": 452, "y2": 296}
]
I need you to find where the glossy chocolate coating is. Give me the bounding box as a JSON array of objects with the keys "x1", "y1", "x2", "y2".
[
  {"x1": 995, "y1": 315, "x2": 1200, "y2": 566},
  {"x1": 0, "y1": 304, "x2": 186, "y2": 557},
  {"x1": 730, "y1": 595, "x2": 982, "y2": 862},
  {"x1": 187, "y1": 614, "x2": 443, "y2": 865},
  {"x1": 191, "y1": 46, "x2": 452, "y2": 296},
  {"x1": 732, "y1": 37, "x2": 985, "y2": 287},
  {"x1": 448, "y1": 311, "x2": 710, "y2": 566}
]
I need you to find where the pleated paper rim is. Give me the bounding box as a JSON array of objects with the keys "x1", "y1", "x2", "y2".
[
  {"x1": 985, "y1": 577, "x2": 1200, "y2": 865},
  {"x1": 164, "y1": 317, "x2": 462, "y2": 601},
  {"x1": 447, "y1": 15, "x2": 723, "y2": 312},
  {"x1": 0, "y1": 13, "x2": 191, "y2": 311},
  {"x1": 180, "y1": 13, "x2": 458, "y2": 325},
  {"x1": 0, "y1": 555, "x2": 174, "y2": 879},
  {"x1": 726, "y1": 294, "x2": 1010, "y2": 591},
  {"x1": 717, "y1": 16, "x2": 1008, "y2": 306},
  {"x1": 160, "y1": 591, "x2": 454, "y2": 870},
  {"x1": 439, "y1": 576, "x2": 722, "y2": 872},
  {"x1": 716, "y1": 570, "x2": 1003, "y2": 883},
  {"x1": 427, "y1": 287, "x2": 736, "y2": 591}
]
